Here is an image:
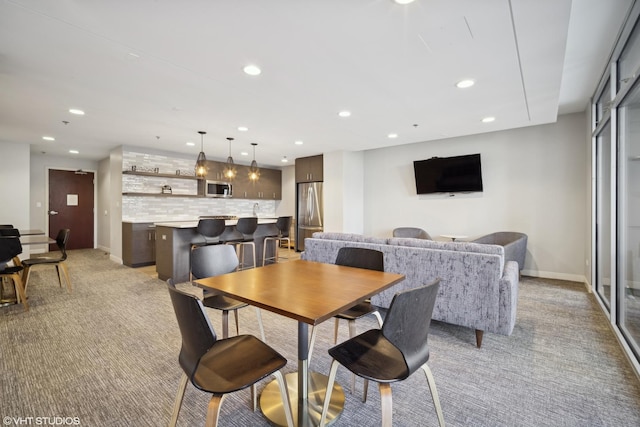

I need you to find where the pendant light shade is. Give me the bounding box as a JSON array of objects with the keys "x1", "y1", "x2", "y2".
[
  {"x1": 223, "y1": 137, "x2": 236, "y2": 180},
  {"x1": 248, "y1": 142, "x2": 260, "y2": 181},
  {"x1": 195, "y1": 131, "x2": 208, "y2": 177}
]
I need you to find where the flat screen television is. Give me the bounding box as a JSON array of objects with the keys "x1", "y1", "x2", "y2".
[{"x1": 413, "y1": 153, "x2": 483, "y2": 194}]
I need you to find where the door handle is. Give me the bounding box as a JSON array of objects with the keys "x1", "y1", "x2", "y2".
[{"x1": 49, "y1": 210, "x2": 59, "y2": 215}]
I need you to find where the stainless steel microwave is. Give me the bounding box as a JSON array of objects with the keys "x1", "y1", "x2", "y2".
[{"x1": 205, "y1": 180, "x2": 232, "y2": 198}]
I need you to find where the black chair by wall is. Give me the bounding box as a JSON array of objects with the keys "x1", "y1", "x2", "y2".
[
  {"x1": 0, "y1": 228, "x2": 28, "y2": 310},
  {"x1": 21, "y1": 228, "x2": 71, "y2": 295},
  {"x1": 166, "y1": 279, "x2": 294, "y2": 427},
  {"x1": 191, "y1": 244, "x2": 265, "y2": 341},
  {"x1": 319, "y1": 279, "x2": 444, "y2": 427}
]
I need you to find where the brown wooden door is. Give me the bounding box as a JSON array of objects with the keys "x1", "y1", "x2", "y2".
[{"x1": 48, "y1": 169, "x2": 94, "y2": 250}]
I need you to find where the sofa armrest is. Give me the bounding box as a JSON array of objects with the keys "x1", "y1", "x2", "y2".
[{"x1": 497, "y1": 260, "x2": 519, "y2": 336}]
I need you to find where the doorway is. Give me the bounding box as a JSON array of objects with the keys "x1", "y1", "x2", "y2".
[{"x1": 48, "y1": 169, "x2": 95, "y2": 250}]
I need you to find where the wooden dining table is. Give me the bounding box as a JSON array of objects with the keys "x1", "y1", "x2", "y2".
[{"x1": 195, "y1": 259, "x2": 405, "y2": 426}]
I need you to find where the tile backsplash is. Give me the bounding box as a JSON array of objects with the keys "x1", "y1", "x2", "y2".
[{"x1": 122, "y1": 151, "x2": 276, "y2": 222}]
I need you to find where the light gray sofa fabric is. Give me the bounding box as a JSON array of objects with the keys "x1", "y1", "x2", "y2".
[
  {"x1": 302, "y1": 232, "x2": 519, "y2": 337},
  {"x1": 471, "y1": 231, "x2": 527, "y2": 270}
]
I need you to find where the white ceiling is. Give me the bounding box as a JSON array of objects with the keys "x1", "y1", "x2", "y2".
[{"x1": 0, "y1": 0, "x2": 633, "y2": 167}]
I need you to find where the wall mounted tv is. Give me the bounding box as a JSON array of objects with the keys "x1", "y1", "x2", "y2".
[{"x1": 413, "y1": 153, "x2": 483, "y2": 194}]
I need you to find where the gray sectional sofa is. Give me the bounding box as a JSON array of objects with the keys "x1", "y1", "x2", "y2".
[{"x1": 301, "y1": 232, "x2": 520, "y2": 347}]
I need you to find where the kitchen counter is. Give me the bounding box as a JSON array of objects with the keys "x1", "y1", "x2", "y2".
[
  {"x1": 154, "y1": 217, "x2": 277, "y2": 228},
  {"x1": 154, "y1": 218, "x2": 279, "y2": 283}
]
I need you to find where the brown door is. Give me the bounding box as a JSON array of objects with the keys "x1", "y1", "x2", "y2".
[{"x1": 48, "y1": 169, "x2": 94, "y2": 251}]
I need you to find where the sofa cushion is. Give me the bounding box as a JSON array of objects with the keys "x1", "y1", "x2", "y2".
[{"x1": 311, "y1": 232, "x2": 389, "y2": 245}]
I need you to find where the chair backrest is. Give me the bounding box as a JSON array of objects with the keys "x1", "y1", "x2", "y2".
[
  {"x1": 276, "y1": 216, "x2": 292, "y2": 237},
  {"x1": 335, "y1": 247, "x2": 384, "y2": 272},
  {"x1": 0, "y1": 230, "x2": 23, "y2": 264},
  {"x1": 167, "y1": 279, "x2": 218, "y2": 376},
  {"x1": 191, "y1": 244, "x2": 239, "y2": 280},
  {"x1": 55, "y1": 229, "x2": 71, "y2": 260},
  {"x1": 236, "y1": 217, "x2": 258, "y2": 238},
  {"x1": 0, "y1": 224, "x2": 14, "y2": 229},
  {"x1": 197, "y1": 218, "x2": 226, "y2": 240},
  {"x1": 392, "y1": 227, "x2": 431, "y2": 240},
  {"x1": 381, "y1": 279, "x2": 440, "y2": 375}
]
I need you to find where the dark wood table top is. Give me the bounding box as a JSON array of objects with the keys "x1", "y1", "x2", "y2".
[{"x1": 195, "y1": 259, "x2": 405, "y2": 326}]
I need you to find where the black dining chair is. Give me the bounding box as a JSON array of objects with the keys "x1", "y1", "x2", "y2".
[
  {"x1": 166, "y1": 279, "x2": 294, "y2": 427},
  {"x1": 262, "y1": 216, "x2": 292, "y2": 266},
  {"x1": 191, "y1": 243, "x2": 265, "y2": 341},
  {"x1": 308, "y1": 247, "x2": 384, "y2": 393},
  {"x1": 319, "y1": 279, "x2": 444, "y2": 427},
  {"x1": 0, "y1": 229, "x2": 28, "y2": 310},
  {"x1": 21, "y1": 229, "x2": 71, "y2": 295},
  {"x1": 224, "y1": 217, "x2": 258, "y2": 270}
]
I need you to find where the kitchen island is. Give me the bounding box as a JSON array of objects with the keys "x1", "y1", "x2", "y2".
[{"x1": 155, "y1": 218, "x2": 278, "y2": 283}]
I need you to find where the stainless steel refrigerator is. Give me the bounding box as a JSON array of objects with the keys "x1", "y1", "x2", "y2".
[{"x1": 296, "y1": 182, "x2": 323, "y2": 251}]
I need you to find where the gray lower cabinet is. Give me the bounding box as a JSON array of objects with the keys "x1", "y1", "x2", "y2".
[{"x1": 122, "y1": 222, "x2": 156, "y2": 267}]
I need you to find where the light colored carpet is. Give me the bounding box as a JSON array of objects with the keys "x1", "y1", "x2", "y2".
[{"x1": 1, "y1": 249, "x2": 639, "y2": 426}]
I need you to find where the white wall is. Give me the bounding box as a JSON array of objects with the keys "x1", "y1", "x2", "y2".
[
  {"x1": 97, "y1": 157, "x2": 111, "y2": 252},
  {"x1": 362, "y1": 112, "x2": 588, "y2": 281},
  {"x1": 1, "y1": 142, "x2": 30, "y2": 230},
  {"x1": 324, "y1": 151, "x2": 364, "y2": 233}
]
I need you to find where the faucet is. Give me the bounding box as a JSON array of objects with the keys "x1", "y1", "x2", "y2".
[{"x1": 253, "y1": 203, "x2": 260, "y2": 216}]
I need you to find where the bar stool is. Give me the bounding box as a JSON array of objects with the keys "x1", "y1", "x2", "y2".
[
  {"x1": 192, "y1": 218, "x2": 226, "y2": 248},
  {"x1": 225, "y1": 217, "x2": 258, "y2": 271},
  {"x1": 262, "y1": 216, "x2": 292, "y2": 266}
]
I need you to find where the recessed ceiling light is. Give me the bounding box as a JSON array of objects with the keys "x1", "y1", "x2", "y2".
[
  {"x1": 240, "y1": 151, "x2": 249, "y2": 156},
  {"x1": 243, "y1": 65, "x2": 261, "y2": 76},
  {"x1": 42, "y1": 136, "x2": 55, "y2": 141},
  {"x1": 393, "y1": 0, "x2": 415, "y2": 4},
  {"x1": 338, "y1": 111, "x2": 351, "y2": 118},
  {"x1": 482, "y1": 116, "x2": 496, "y2": 123},
  {"x1": 186, "y1": 141, "x2": 195, "y2": 147},
  {"x1": 294, "y1": 140, "x2": 304, "y2": 145},
  {"x1": 69, "y1": 109, "x2": 85, "y2": 115},
  {"x1": 387, "y1": 133, "x2": 398, "y2": 139},
  {"x1": 237, "y1": 126, "x2": 249, "y2": 132},
  {"x1": 281, "y1": 156, "x2": 289, "y2": 163},
  {"x1": 456, "y1": 79, "x2": 475, "y2": 89},
  {"x1": 69, "y1": 149, "x2": 79, "y2": 154}
]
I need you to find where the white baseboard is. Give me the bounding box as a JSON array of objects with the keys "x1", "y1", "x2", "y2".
[
  {"x1": 110, "y1": 254, "x2": 123, "y2": 265},
  {"x1": 97, "y1": 245, "x2": 110, "y2": 252},
  {"x1": 521, "y1": 269, "x2": 587, "y2": 286}
]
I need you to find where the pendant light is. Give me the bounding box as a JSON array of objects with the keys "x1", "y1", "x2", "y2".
[
  {"x1": 223, "y1": 137, "x2": 237, "y2": 180},
  {"x1": 195, "y1": 131, "x2": 208, "y2": 177},
  {"x1": 248, "y1": 142, "x2": 260, "y2": 181}
]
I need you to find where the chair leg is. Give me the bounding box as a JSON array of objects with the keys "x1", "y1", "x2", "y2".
[
  {"x1": 55, "y1": 265, "x2": 63, "y2": 287},
  {"x1": 10, "y1": 273, "x2": 28, "y2": 311},
  {"x1": 308, "y1": 325, "x2": 317, "y2": 363},
  {"x1": 205, "y1": 394, "x2": 227, "y2": 427},
  {"x1": 251, "y1": 384, "x2": 257, "y2": 411},
  {"x1": 233, "y1": 309, "x2": 240, "y2": 336},
  {"x1": 255, "y1": 307, "x2": 266, "y2": 342},
  {"x1": 221, "y1": 310, "x2": 229, "y2": 339},
  {"x1": 333, "y1": 318, "x2": 340, "y2": 343},
  {"x1": 373, "y1": 311, "x2": 383, "y2": 328},
  {"x1": 22, "y1": 265, "x2": 31, "y2": 296},
  {"x1": 379, "y1": 383, "x2": 393, "y2": 427},
  {"x1": 348, "y1": 319, "x2": 357, "y2": 394},
  {"x1": 420, "y1": 364, "x2": 445, "y2": 427},
  {"x1": 362, "y1": 379, "x2": 369, "y2": 403},
  {"x1": 168, "y1": 373, "x2": 189, "y2": 427},
  {"x1": 59, "y1": 261, "x2": 72, "y2": 292},
  {"x1": 475, "y1": 329, "x2": 484, "y2": 348},
  {"x1": 319, "y1": 359, "x2": 340, "y2": 427},
  {"x1": 272, "y1": 370, "x2": 295, "y2": 427}
]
